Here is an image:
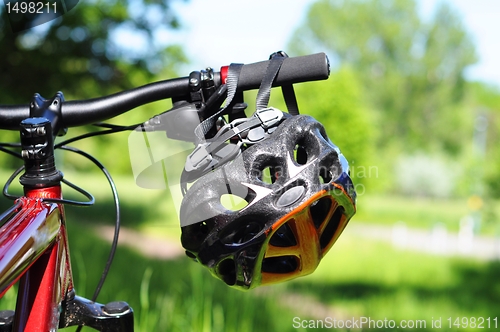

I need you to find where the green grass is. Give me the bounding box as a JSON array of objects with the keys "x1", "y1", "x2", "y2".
[
  {"x1": 285, "y1": 231, "x2": 500, "y2": 331},
  {"x1": 65, "y1": 221, "x2": 301, "y2": 332},
  {"x1": 0, "y1": 219, "x2": 299, "y2": 331},
  {"x1": 2, "y1": 224, "x2": 499, "y2": 332}
]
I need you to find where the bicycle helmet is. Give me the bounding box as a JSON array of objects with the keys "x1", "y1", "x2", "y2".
[{"x1": 180, "y1": 110, "x2": 356, "y2": 290}]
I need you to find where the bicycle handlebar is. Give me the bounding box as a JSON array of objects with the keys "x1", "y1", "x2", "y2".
[{"x1": 0, "y1": 53, "x2": 329, "y2": 130}]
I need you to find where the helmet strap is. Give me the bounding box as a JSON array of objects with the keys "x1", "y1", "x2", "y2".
[
  {"x1": 193, "y1": 63, "x2": 244, "y2": 143},
  {"x1": 256, "y1": 51, "x2": 299, "y2": 116}
]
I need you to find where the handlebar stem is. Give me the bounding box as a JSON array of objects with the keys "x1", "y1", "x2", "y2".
[
  {"x1": 19, "y1": 93, "x2": 64, "y2": 189},
  {"x1": 29, "y1": 92, "x2": 67, "y2": 136}
]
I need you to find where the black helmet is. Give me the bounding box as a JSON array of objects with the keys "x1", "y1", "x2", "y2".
[{"x1": 180, "y1": 111, "x2": 356, "y2": 290}]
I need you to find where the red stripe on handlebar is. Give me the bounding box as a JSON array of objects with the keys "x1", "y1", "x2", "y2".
[{"x1": 220, "y1": 66, "x2": 229, "y2": 85}]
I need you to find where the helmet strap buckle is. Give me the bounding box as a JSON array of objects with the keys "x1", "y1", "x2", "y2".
[{"x1": 255, "y1": 107, "x2": 283, "y2": 129}]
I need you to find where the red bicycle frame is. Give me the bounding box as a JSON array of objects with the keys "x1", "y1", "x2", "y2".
[
  {"x1": 0, "y1": 184, "x2": 134, "y2": 331},
  {"x1": 0, "y1": 99, "x2": 134, "y2": 331},
  {"x1": 0, "y1": 186, "x2": 72, "y2": 331}
]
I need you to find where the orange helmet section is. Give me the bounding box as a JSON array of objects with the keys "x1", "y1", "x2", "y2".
[{"x1": 258, "y1": 185, "x2": 355, "y2": 287}]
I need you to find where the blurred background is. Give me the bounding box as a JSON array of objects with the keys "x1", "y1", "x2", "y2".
[{"x1": 1, "y1": 0, "x2": 500, "y2": 331}]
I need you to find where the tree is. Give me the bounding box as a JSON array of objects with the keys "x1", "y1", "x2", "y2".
[
  {"x1": 289, "y1": 0, "x2": 477, "y2": 154},
  {"x1": 296, "y1": 67, "x2": 376, "y2": 189},
  {"x1": 0, "y1": 0, "x2": 188, "y2": 173},
  {"x1": 296, "y1": 68, "x2": 373, "y2": 163},
  {"x1": 467, "y1": 82, "x2": 500, "y2": 198},
  {"x1": 0, "y1": 0, "x2": 187, "y2": 103}
]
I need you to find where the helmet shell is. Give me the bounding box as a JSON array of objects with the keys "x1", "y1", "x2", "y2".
[{"x1": 180, "y1": 114, "x2": 356, "y2": 290}]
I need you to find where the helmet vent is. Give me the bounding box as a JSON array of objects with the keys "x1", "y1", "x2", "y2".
[
  {"x1": 310, "y1": 196, "x2": 333, "y2": 229},
  {"x1": 293, "y1": 141, "x2": 308, "y2": 165},
  {"x1": 269, "y1": 223, "x2": 297, "y2": 247},
  {"x1": 220, "y1": 194, "x2": 249, "y2": 211},
  {"x1": 261, "y1": 166, "x2": 280, "y2": 184},
  {"x1": 220, "y1": 221, "x2": 262, "y2": 245},
  {"x1": 318, "y1": 127, "x2": 329, "y2": 141},
  {"x1": 320, "y1": 207, "x2": 344, "y2": 249},
  {"x1": 218, "y1": 258, "x2": 237, "y2": 286},
  {"x1": 319, "y1": 166, "x2": 334, "y2": 184},
  {"x1": 262, "y1": 256, "x2": 298, "y2": 274}
]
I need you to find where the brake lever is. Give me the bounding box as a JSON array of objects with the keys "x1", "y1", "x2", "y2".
[
  {"x1": 139, "y1": 101, "x2": 201, "y2": 140},
  {"x1": 139, "y1": 82, "x2": 228, "y2": 141}
]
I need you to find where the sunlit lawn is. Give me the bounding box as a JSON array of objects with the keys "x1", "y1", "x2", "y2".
[
  {"x1": 67, "y1": 222, "x2": 500, "y2": 332},
  {"x1": 287, "y1": 231, "x2": 500, "y2": 331}
]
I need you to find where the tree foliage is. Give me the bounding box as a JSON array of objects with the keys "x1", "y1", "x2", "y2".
[
  {"x1": 467, "y1": 82, "x2": 500, "y2": 198},
  {"x1": 295, "y1": 67, "x2": 374, "y2": 170},
  {"x1": 0, "y1": 0, "x2": 187, "y2": 103},
  {"x1": 290, "y1": 0, "x2": 477, "y2": 154},
  {"x1": 0, "y1": 0, "x2": 188, "y2": 173}
]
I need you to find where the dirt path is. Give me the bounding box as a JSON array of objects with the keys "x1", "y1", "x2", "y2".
[{"x1": 94, "y1": 225, "x2": 185, "y2": 260}]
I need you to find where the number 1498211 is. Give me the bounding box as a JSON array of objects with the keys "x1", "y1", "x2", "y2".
[
  {"x1": 5, "y1": 1, "x2": 57, "y2": 14},
  {"x1": 447, "y1": 317, "x2": 498, "y2": 329}
]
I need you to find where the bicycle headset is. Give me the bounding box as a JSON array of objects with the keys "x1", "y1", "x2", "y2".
[{"x1": 177, "y1": 52, "x2": 357, "y2": 290}]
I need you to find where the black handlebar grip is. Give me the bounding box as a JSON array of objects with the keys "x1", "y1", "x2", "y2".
[{"x1": 234, "y1": 52, "x2": 330, "y2": 91}]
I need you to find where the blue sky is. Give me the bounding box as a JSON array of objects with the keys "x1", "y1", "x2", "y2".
[{"x1": 151, "y1": 0, "x2": 500, "y2": 88}]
